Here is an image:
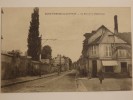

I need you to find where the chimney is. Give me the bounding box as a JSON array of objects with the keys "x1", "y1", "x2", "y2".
[
  {"x1": 92, "y1": 30, "x2": 96, "y2": 34},
  {"x1": 114, "y1": 15, "x2": 118, "y2": 34}
]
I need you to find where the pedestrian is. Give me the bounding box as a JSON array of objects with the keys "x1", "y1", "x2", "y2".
[
  {"x1": 57, "y1": 64, "x2": 61, "y2": 76},
  {"x1": 98, "y1": 70, "x2": 104, "y2": 84},
  {"x1": 87, "y1": 70, "x2": 91, "y2": 79},
  {"x1": 75, "y1": 68, "x2": 79, "y2": 78}
]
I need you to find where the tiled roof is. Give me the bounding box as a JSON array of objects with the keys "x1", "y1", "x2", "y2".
[
  {"x1": 90, "y1": 35, "x2": 102, "y2": 44},
  {"x1": 116, "y1": 32, "x2": 131, "y2": 44}
]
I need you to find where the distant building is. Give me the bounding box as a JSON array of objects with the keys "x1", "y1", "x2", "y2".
[
  {"x1": 53, "y1": 55, "x2": 64, "y2": 66},
  {"x1": 52, "y1": 55, "x2": 70, "y2": 71}
]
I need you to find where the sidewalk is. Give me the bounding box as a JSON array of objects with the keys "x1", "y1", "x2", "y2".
[
  {"x1": 79, "y1": 77, "x2": 132, "y2": 91},
  {"x1": 1, "y1": 72, "x2": 58, "y2": 88}
]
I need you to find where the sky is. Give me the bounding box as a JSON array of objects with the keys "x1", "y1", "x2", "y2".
[{"x1": 1, "y1": 7, "x2": 131, "y2": 62}]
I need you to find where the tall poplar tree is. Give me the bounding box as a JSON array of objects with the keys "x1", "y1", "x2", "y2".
[{"x1": 27, "y1": 7, "x2": 41, "y2": 61}]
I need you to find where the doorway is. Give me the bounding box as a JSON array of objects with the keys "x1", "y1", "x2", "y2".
[
  {"x1": 92, "y1": 60, "x2": 97, "y2": 77},
  {"x1": 121, "y1": 62, "x2": 127, "y2": 73}
]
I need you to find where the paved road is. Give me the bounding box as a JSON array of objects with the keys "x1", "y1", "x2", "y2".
[
  {"x1": 1, "y1": 71, "x2": 78, "y2": 92},
  {"x1": 1, "y1": 70, "x2": 132, "y2": 92}
]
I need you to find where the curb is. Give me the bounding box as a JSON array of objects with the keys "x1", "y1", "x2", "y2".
[{"x1": 1, "y1": 73, "x2": 57, "y2": 88}]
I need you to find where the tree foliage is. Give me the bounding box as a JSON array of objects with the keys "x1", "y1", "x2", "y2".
[
  {"x1": 41, "y1": 45, "x2": 52, "y2": 59},
  {"x1": 27, "y1": 7, "x2": 41, "y2": 61}
]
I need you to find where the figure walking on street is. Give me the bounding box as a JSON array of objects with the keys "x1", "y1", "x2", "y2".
[
  {"x1": 87, "y1": 70, "x2": 91, "y2": 79},
  {"x1": 98, "y1": 69, "x2": 104, "y2": 84}
]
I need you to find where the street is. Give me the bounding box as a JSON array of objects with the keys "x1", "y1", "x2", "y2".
[
  {"x1": 1, "y1": 71, "x2": 77, "y2": 92},
  {"x1": 1, "y1": 70, "x2": 132, "y2": 92}
]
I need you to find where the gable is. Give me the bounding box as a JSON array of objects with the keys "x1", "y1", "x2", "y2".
[{"x1": 88, "y1": 25, "x2": 106, "y2": 44}]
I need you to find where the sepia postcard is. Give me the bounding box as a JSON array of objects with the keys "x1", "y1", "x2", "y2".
[
  {"x1": 1, "y1": 7, "x2": 132, "y2": 92},
  {"x1": 0, "y1": 0, "x2": 133, "y2": 100}
]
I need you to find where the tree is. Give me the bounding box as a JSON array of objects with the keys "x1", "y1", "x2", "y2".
[
  {"x1": 27, "y1": 7, "x2": 41, "y2": 61},
  {"x1": 41, "y1": 45, "x2": 52, "y2": 59}
]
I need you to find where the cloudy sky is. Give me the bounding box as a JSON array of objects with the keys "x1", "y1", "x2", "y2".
[{"x1": 1, "y1": 7, "x2": 131, "y2": 61}]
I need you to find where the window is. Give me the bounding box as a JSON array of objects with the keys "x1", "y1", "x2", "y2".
[
  {"x1": 89, "y1": 46, "x2": 93, "y2": 56},
  {"x1": 109, "y1": 46, "x2": 112, "y2": 56},
  {"x1": 105, "y1": 66, "x2": 114, "y2": 72},
  {"x1": 105, "y1": 45, "x2": 112, "y2": 57},
  {"x1": 93, "y1": 46, "x2": 96, "y2": 54},
  {"x1": 90, "y1": 45, "x2": 97, "y2": 56},
  {"x1": 91, "y1": 46, "x2": 93, "y2": 55},
  {"x1": 118, "y1": 49, "x2": 127, "y2": 57}
]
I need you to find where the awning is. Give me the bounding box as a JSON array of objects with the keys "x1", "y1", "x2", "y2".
[{"x1": 102, "y1": 61, "x2": 118, "y2": 66}]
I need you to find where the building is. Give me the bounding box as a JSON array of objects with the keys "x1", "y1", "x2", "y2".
[
  {"x1": 82, "y1": 15, "x2": 132, "y2": 77},
  {"x1": 52, "y1": 55, "x2": 70, "y2": 71}
]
